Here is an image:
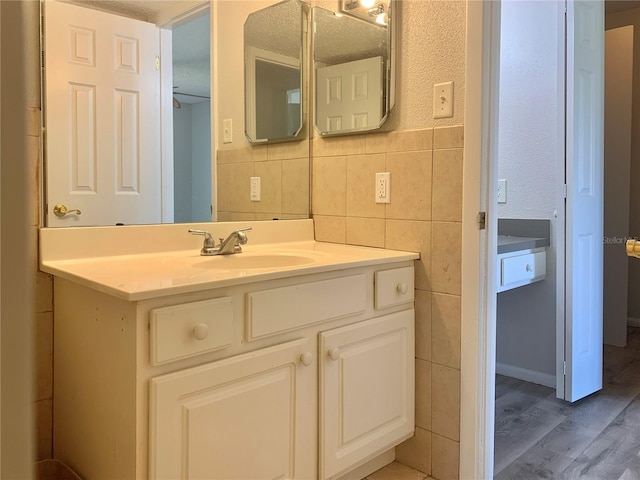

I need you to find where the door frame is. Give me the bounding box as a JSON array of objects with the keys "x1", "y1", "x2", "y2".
[
  {"x1": 462, "y1": 0, "x2": 604, "y2": 475},
  {"x1": 460, "y1": 1, "x2": 499, "y2": 478}
]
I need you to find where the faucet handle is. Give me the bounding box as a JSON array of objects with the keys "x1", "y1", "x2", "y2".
[
  {"x1": 188, "y1": 229, "x2": 216, "y2": 254},
  {"x1": 233, "y1": 227, "x2": 252, "y2": 246}
]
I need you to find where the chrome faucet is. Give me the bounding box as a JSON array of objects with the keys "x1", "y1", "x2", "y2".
[{"x1": 189, "y1": 227, "x2": 252, "y2": 255}]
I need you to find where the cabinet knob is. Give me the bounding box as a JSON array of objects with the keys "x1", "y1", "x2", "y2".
[
  {"x1": 396, "y1": 282, "x2": 409, "y2": 294},
  {"x1": 328, "y1": 347, "x2": 340, "y2": 361},
  {"x1": 192, "y1": 323, "x2": 209, "y2": 340},
  {"x1": 300, "y1": 352, "x2": 313, "y2": 366},
  {"x1": 526, "y1": 264, "x2": 532, "y2": 272}
]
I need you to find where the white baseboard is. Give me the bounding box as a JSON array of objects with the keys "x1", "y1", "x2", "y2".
[
  {"x1": 496, "y1": 362, "x2": 556, "y2": 388},
  {"x1": 628, "y1": 317, "x2": 640, "y2": 328}
]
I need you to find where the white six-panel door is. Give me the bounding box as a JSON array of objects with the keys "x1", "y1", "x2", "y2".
[
  {"x1": 44, "y1": 0, "x2": 162, "y2": 226},
  {"x1": 316, "y1": 56, "x2": 383, "y2": 134},
  {"x1": 564, "y1": 0, "x2": 604, "y2": 402}
]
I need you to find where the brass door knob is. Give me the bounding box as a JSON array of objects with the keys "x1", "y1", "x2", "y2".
[{"x1": 53, "y1": 203, "x2": 81, "y2": 217}]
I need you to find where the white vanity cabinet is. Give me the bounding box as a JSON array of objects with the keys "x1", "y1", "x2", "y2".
[
  {"x1": 51, "y1": 262, "x2": 415, "y2": 480},
  {"x1": 319, "y1": 310, "x2": 414, "y2": 479},
  {"x1": 150, "y1": 337, "x2": 316, "y2": 480}
]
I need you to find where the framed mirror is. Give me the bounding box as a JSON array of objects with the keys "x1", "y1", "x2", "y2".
[
  {"x1": 41, "y1": 0, "x2": 311, "y2": 227},
  {"x1": 313, "y1": 0, "x2": 395, "y2": 136},
  {"x1": 244, "y1": 0, "x2": 308, "y2": 144}
]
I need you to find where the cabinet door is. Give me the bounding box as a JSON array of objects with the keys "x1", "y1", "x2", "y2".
[
  {"x1": 319, "y1": 310, "x2": 415, "y2": 479},
  {"x1": 150, "y1": 338, "x2": 316, "y2": 480}
]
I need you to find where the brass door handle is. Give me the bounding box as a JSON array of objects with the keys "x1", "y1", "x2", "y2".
[{"x1": 53, "y1": 203, "x2": 81, "y2": 217}]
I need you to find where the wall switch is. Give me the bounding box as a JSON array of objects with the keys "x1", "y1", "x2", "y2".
[
  {"x1": 375, "y1": 172, "x2": 391, "y2": 204},
  {"x1": 250, "y1": 176, "x2": 261, "y2": 201},
  {"x1": 497, "y1": 179, "x2": 507, "y2": 203},
  {"x1": 223, "y1": 119, "x2": 233, "y2": 144},
  {"x1": 433, "y1": 81, "x2": 454, "y2": 119}
]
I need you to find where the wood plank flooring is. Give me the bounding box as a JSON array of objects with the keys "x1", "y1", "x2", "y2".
[{"x1": 495, "y1": 327, "x2": 640, "y2": 479}]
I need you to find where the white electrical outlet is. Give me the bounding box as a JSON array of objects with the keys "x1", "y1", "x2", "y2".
[
  {"x1": 497, "y1": 179, "x2": 507, "y2": 203},
  {"x1": 375, "y1": 172, "x2": 391, "y2": 204},
  {"x1": 223, "y1": 119, "x2": 233, "y2": 144},
  {"x1": 250, "y1": 176, "x2": 261, "y2": 201},
  {"x1": 433, "y1": 81, "x2": 454, "y2": 119}
]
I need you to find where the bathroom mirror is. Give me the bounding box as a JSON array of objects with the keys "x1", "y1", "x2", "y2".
[
  {"x1": 41, "y1": 0, "x2": 311, "y2": 227},
  {"x1": 313, "y1": 1, "x2": 394, "y2": 136},
  {"x1": 244, "y1": 0, "x2": 308, "y2": 144}
]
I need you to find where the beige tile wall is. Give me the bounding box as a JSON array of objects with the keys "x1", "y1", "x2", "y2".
[
  {"x1": 312, "y1": 125, "x2": 463, "y2": 480},
  {"x1": 216, "y1": 140, "x2": 310, "y2": 221},
  {"x1": 29, "y1": 106, "x2": 54, "y2": 461}
]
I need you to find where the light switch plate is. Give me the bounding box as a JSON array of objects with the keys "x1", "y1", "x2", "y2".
[
  {"x1": 497, "y1": 179, "x2": 507, "y2": 203},
  {"x1": 433, "y1": 81, "x2": 454, "y2": 119},
  {"x1": 250, "y1": 177, "x2": 260, "y2": 201},
  {"x1": 223, "y1": 119, "x2": 233, "y2": 144}
]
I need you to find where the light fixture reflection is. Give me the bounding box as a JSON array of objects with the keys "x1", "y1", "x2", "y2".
[{"x1": 340, "y1": 0, "x2": 389, "y2": 26}]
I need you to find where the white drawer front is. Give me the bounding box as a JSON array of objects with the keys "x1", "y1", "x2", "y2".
[
  {"x1": 375, "y1": 266, "x2": 414, "y2": 309},
  {"x1": 501, "y1": 251, "x2": 546, "y2": 288},
  {"x1": 150, "y1": 297, "x2": 234, "y2": 365},
  {"x1": 247, "y1": 274, "x2": 366, "y2": 340}
]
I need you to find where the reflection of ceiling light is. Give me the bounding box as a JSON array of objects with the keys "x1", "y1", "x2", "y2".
[{"x1": 340, "y1": 0, "x2": 389, "y2": 26}]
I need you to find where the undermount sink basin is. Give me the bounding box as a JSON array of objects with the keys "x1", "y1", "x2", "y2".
[{"x1": 193, "y1": 253, "x2": 316, "y2": 270}]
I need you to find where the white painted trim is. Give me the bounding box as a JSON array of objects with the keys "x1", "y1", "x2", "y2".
[
  {"x1": 211, "y1": 0, "x2": 218, "y2": 221},
  {"x1": 153, "y1": 1, "x2": 208, "y2": 28},
  {"x1": 496, "y1": 363, "x2": 556, "y2": 389},
  {"x1": 460, "y1": 1, "x2": 499, "y2": 479},
  {"x1": 159, "y1": 28, "x2": 174, "y2": 224},
  {"x1": 555, "y1": 0, "x2": 568, "y2": 401},
  {"x1": 628, "y1": 317, "x2": 640, "y2": 328}
]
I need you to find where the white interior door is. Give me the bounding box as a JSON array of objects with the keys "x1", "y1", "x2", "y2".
[
  {"x1": 316, "y1": 56, "x2": 382, "y2": 133},
  {"x1": 44, "y1": 0, "x2": 162, "y2": 226},
  {"x1": 563, "y1": 0, "x2": 604, "y2": 402}
]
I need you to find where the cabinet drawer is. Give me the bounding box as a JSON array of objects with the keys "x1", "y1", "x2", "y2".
[
  {"x1": 375, "y1": 266, "x2": 414, "y2": 309},
  {"x1": 247, "y1": 274, "x2": 366, "y2": 340},
  {"x1": 499, "y1": 249, "x2": 546, "y2": 291},
  {"x1": 150, "y1": 297, "x2": 234, "y2": 365}
]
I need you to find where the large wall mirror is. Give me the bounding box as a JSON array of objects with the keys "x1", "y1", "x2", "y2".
[
  {"x1": 313, "y1": 0, "x2": 395, "y2": 136},
  {"x1": 41, "y1": 0, "x2": 311, "y2": 227},
  {"x1": 244, "y1": 0, "x2": 308, "y2": 144}
]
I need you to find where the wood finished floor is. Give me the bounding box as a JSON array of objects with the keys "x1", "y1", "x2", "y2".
[{"x1": 494, "y1": 327, "x2": 640, "y2": 479}]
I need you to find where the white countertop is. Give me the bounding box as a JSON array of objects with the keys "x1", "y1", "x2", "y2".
[{"x1": 40, "y1": 221, "x2": 418, "y2": 301}]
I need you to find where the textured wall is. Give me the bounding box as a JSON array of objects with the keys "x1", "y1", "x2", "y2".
[
  {"x1": 495, "y1": 1, "x2": 560, "y2": 379},
  {"x1": 389, "y1": 0, "x2": 466, "y2": 130}
]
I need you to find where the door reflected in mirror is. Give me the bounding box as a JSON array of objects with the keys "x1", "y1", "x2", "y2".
[
  {"x1": 244, "y1": 0, "x2": 308, "y2": 144},
  {"x1": 313, "y1": 1, "x2": 394, "y2": 136}
]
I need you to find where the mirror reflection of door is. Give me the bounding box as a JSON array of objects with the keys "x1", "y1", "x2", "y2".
[
  {"x1": 316, "y1": 56, "x2": 383, "y2": 133},
  {"x1": 44, "y1": 0, "x2": 163, "y2": 227},
  {"x1": 171, "y1": 10, "x2": 213, "y2": 223}
]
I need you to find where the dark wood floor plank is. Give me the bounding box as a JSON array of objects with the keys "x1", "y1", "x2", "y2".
[
  {"x1": 494, "y1": 444, "x2": 574, "y2": 480},
  {"x1": 495, "y1": 379, "x2": 555, "y2": 429},
  {"x1": 494, "y1": 327, "x2": 640, "y2": 479},
  {"x1": 533, "y1": 381, "x2": 640, "y2": 460},
  {"x1": 495, "y1": 374, "x2": 526, "y2": 400},
  {"x1": 494, "y1": 406, "x2": 566, "y2": 475}
]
